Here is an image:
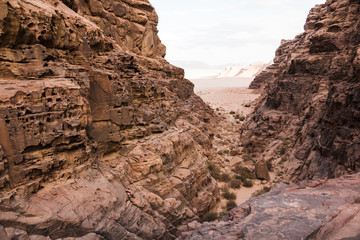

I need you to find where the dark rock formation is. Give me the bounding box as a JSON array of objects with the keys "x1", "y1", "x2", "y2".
[
  {"x1": 243, "y1": 0, "x2": 360, "y2": 182},
  {"x1": 179, "y1": 173, "x2": 360, "y2": 240},
  {"x1": 0, "y1": 0, "x2": 219, "y2": 239},
  {"x1": 254, "y1": 160, "x2": 270, "y2": 181}
]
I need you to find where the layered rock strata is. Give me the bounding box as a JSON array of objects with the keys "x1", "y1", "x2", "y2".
[
  {"x1": 180, "y1": 173, "x2": 360, "y2": 240},
  {"x1": 243, "y1": 0, "x2": 360, "y2": 182},
  {"x1": 0, "y1": 0, "x2": 219, "y2": 239}
]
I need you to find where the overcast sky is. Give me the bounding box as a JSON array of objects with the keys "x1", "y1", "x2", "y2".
[{"x1": 149, "y1": 0, "x2": 324, "y2": 66}]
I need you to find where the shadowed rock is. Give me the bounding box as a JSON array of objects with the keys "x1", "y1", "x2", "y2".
[
  {"x1": 254, "y1": 160, "x2": 270, "y2": 181},
  {"x1": 243, "y1": 0, "x2": 360, "y2": 182}
]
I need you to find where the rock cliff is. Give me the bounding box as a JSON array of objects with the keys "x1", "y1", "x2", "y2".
[
  {"x1": 0, "y1": 0, "x2": 219, "y2": 239},
  {"x1": 244, "y1": 0, "x2": 360, "y2": 182}
]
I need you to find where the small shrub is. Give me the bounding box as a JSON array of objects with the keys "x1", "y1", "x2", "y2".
[
  {"x1": 266, "y1": 161, "x2": 273, "y2": 172},
  {"x1": 280, "y1": 147, "x2": 287, "y2": 155},
  {"x1": 208, "y1": 161, "x2": 221, "y2": 180},
  {"x1": 280, "y1": 157, "x2": 287, "y2": 164},
  {"x1": 219, "y1": 173, "x2": 231, "y2": 182},
  {"x1": 216, "y1": 108, "x2": 220, "y2": 111},
  {"x1": 222, "y1": 191, "x2": 236, "y2": 200},
  {"x1": 252, "y1": 186, "x2": 271, "y2": 197},
  {"x1": 221, "y1": 185, "x2": 230, "y2": 192},
  {"x1": 242, "y1": 154, "x2": 253, "y2": 162},
  {"x1": 233, "y1": 166, "x2": 251, "y2": 179},
  {"x1": 234, "y1": 174, "x2": 247, "y2": 182},
  {"x1": 217, "y1": 150, "x2": 223, "y2": 155},
  {"x1": 223, "y1": 150, "x2": 230, "y2": 155},
  {"x1": 219, "y1": 211, "x2": 228, "y2": 217},
  {"x1": 278, "y1": 138, "x2": 291, "y2": 155},
  {"x1": 230, "y1": 111, "x2": 235, "y2": 114},
  {"x1": 243, "y1": 179, "x2": 253, "y2": 188},
  {"x1": 236, "y1": 121, "x2": 240, "y2": 124},
  {"x1": 200, "y1": 212, "x2": 218, "y2": 222},
  {"x1": 230, "y1": 179, "x2": 242, "y2": 189},
  {"x1": 226, "y1": 200, "x2": 237, "y2": 211},
  {"x1": 235, "y1": 114, "x2": 245, "y2": 121},
  {"x1": 230, "y1": 150, "x2": 240, "y2": 156},
  {"x1": 216, "y1": 134, "x2": 222, "y2": 139}
]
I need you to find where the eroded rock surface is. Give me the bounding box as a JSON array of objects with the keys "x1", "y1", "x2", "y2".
[
  {"x1": 180, "y1": 173, "x2": 360, "y2": 240},
  {"x1": 0, "y1": 0, "x2": 218, "y2": 239},
  {"x1": 243, "y1": 0, "x2": 360, "y2": 182}
]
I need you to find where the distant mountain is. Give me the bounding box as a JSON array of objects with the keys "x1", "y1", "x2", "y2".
[
  {"x1": 217, "y1": 62, "x2": 270, "y2": 78},
  {"x1": 169, "y1": 60, "x2": 226, "y2": 79},
  {"x1": 170, "y1": 60, "x2": 212, "y2": 69},
  {"x1": 169, "y1": 60, "x2": 270, "y2": 80}
]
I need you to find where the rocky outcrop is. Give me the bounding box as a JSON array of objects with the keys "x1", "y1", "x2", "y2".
[
  {"x1": 254, "y1": 160, "x2": 270, "y2": 181},
  {"x1": 243, "y1": 0, "x2": 360, "y2": 182},
  {"x1": 0, "y1": 0, "x2": 219, "y2": 239},
  {"x1": 180, "y1": 173, "x2": 360, "y2": 240}
]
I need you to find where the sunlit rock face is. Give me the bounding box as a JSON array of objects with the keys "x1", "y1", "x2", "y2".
[
  {"x1": 0, "y1": 0, "x2": 219, "y2": 239},
  {"x1": 245, "y1": 0, "x2": 360, "y2": 182}
]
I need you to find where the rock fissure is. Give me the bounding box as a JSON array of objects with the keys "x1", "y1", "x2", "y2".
[{"x1": 180, "y1": 0, "x2": 360, "y2": 239}]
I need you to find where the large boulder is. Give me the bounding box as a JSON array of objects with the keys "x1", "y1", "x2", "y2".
[{"x1": 255, "y1": 160, "x2": 270, "y2": 181}]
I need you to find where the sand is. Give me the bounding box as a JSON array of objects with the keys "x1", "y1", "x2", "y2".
[
  {"x1": 196, "y1": 87, "x2": 259, "y2": 115},
  {"x1": 190, "y1": 78, "x2": 273, "y2": 212},
  {"x1": 190, "y1": 77, "x2": 253, "y2": 92}
]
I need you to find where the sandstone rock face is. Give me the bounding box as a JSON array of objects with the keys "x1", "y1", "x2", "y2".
[
  {"x1": 254, "y1": 160, "x2": 270, "y2": 181},
  {"x1": 243, "y1": 0, "x2": 360, "y2": 182},
  {"x1": 0, "y1": 0, "x2": 219, "y2": 239},
  {"x1": 180, "y1": 173, "x2": 360, "y2": 240}
]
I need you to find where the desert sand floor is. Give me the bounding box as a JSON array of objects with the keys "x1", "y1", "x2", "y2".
[
  {"x1": 194, "y1": 86, "x2": 273, "y2": 213},
  {"x1": 196, "y1": 87, "x2": 259, "y2": 115}
]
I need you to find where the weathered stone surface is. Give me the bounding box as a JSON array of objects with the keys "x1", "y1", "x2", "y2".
[
  {"x1": 0, "y1": 0, "x2": 219, "y2": 239},
  {"x1": 254, "y1": 160, "x2": 270, "y2": 181},
  {"x1": 243, "y1": 0, "x2": 360, "y2": 182},
  {"x1": 180, "y1": 173, "x2": 360, "y2": 240}
]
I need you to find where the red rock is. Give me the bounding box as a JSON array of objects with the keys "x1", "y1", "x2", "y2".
[
  {"x1": 254, "y1": 160, "x2": 270, "y2": 181},
  {"x1": 0, "y1": 0, "x2": 219, "y2": 239},
  {"x1": 243, "y1": 0, "x2": 360, "y2": 182},
  {"x1": 182, "y1": 173, "x2": 360, "y2": 240}
]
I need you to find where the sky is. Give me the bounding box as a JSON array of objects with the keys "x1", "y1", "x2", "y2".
[{"x1": 149, "y1": 0, "x2": 324, "y2": 67}]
